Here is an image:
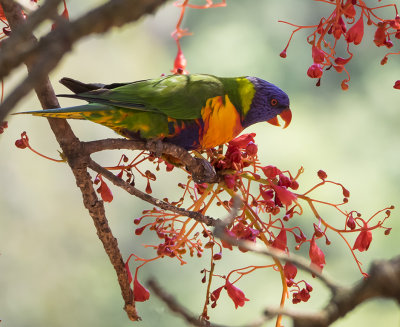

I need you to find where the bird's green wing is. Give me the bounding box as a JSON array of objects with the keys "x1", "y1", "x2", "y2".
[{"x1": 59, "y1": 74, "x2": 226, "y2": 120}]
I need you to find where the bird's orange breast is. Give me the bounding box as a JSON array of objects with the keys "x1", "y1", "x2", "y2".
[{"x1": 199, "y1": 95, "x2": 243, "y2": 149}]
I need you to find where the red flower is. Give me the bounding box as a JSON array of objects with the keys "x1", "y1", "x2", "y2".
[
  {"x1": 283, "y1": 261, "x2": 297, "y2": 280},
  {"x1": 343, "y1": 1, "x2": 356, "y2": 18},
  {"x1": 393, "y1": 80, "x2": 400, "y2": 89},
  {"x1": 307, "y1": 63, "x2": 323, "y2": 78},
  {"x1": 228, "y1": 133, "x2": 256, "y2": 149},
  {"x1": 272, "y1": 184, "x2": 297, "y2": 207},
  {"x1": 309, "y1": 237, "x2": 326, "y2": 272},
  {"x1": 96, "y1": 175, "x2": 113, "y2": 202},
  {"x1": 272, "y1": 229, "x2": 287, "y2": 251},
  {"x1": 246, "y1": 141, "x2": 258, "y2": 156},
  {"x1": 317, "y1": 169, "x2": 327, "y2": 180},
  {"x1": 374, "y1": 25, "x2": 387, "y2": 47},
  {"x1": 224, "y1": 174, "x2": 236, "y2": 189},
  {"x1": 15, "y1": 131, "x2": 29, "y2": 149},
  {"x1": 210, "y1": 286, "x2": 223, "y2": 302},
  {"x1": 221, "y1": 229, "x2": 236, "y2": 250},
  {"x1": 225, "y1": 280, "x2": 250, "y2": 309},
  {"x1": 312, "y1": 45, "x2": 325, "y2": 63},
  {"x1": 261, "y1": 165, "x2": 281, "y2": 179},
  {"x1": 226, "y1": 145, "x2": 242, "y2": 163},
  {"x1": 171, "y1": 40, "x2": 187, "y2": 74},
  {"x1": 346, "y1": 15, "x2": 364, "y2": 45},
  {"x1": 259, "y1": 186, "x2": 274, "y2": 201},
  {"x1": 353, "y1": 223, "x2": 372, "y2": 252},
  {"x1": 133, "y1": 274, "x2": 150, "y2": 302}
]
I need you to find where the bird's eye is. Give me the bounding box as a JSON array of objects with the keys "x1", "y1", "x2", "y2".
[{"x1": 270, "y1": 98, "x2": 278, "y2": 106}]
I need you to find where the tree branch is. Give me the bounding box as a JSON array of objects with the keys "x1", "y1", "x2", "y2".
[
  {"x1": 262, "y1": 256, "x2": 400, "y2": 327},
  {"x1": 0, "y1": 0, "x2": 167, "y2": 121},
  {"x1": 0, "y1": 0, "x2": 169, "y2": 321},
  {"x1": 83, "y1": 138, "x2": 219, "y2": 184}
]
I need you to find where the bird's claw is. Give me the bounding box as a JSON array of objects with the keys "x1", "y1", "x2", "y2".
[{"x1": 146, "y1": 139, "x2": 163, "y2": 157}]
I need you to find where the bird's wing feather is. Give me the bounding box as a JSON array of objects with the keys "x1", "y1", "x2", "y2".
[{"x1": 61, "y1": 74, "x2": 226, "y2": 120}]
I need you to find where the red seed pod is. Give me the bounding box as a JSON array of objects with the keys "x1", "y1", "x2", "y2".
[
  {"x1": 290, "y1": 180, "x2": 299, "y2": 190},
  {"x1": 262, "y1": 165, "x2": 281, "y2": 179},
  {"x1": 15, "y1": 139, "x2": 27, "y2": 149},
  {"x1": 343, "y1": 187, "x2": 350, "y2": 198},
  {"x1": 313, "y1": 223, "x2": 324, "y2": 237},
  {"x1": 312, "y1": 45, "x2": 325, "y2": 63},
  {"x1": 307, "y1": 63, "x2": 323, "y2": 79},
  {"x1": 284, "y1": 261, "x2": 298, "y2": 280},
  {"x1": 341, "y1": 80, "x2": 349, "y2": 90},
  {"x1": 204, "y1": 241, "x2": 215, "y2": 249},
  {"x1": 145, "y1": 170, "x2": 156, "y2": 180},
  {"x1": 384, "y1": 228, "x2": 392, "y2": 235},
  {"x1": 246, "y1": 142, "x2": 258, "y2": 156},
  {"x1": 213, "y1": 252, "x2": 222, "y2": 260},
  {"x1": 346, "y1": 216, "x2": 356, "y2": 230},
  {"x1": 384, "y1": 39, "x2": 393, "y2": 48},
  {"x1": 145, "y1": 180, "x2": 152, "y2": 194},
  {"x1": 317, "y1": 170, "x2": 327, "y2": 180},
  {"x1": 280, "y1": 50, "x2": 287, "y2": 58},
  {"x1": 135, "y1": 226, "x2": 146, "y2": 235}
]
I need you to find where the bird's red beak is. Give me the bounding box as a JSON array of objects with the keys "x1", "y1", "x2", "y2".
[{"x1": 267, "y1": 108, "x2": 292, "y2": 129}]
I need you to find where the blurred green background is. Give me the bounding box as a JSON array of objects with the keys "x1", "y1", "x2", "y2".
[{"x1": 1, "y1": 0, "x2": 399, "y2": 326}]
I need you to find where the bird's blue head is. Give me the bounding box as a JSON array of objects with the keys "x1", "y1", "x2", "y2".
[{"x1": 242, "y1": 77, "x2": 292, "y2": 129}]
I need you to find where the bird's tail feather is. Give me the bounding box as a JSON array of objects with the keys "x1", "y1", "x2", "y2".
[
  {"x1": 12, "y1": 104, "x2": 111, "y2": 120},
  {"x1": 60, "y1": 77, "x2": 105, "y2": 94}
]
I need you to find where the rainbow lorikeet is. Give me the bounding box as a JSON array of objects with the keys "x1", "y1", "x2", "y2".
[{"x1": 16, "y1": 74, "x2": 291, "y2": 150}]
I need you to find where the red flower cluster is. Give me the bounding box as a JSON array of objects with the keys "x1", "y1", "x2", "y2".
[
  {"x1": 280, "y1": 1, "x2": 400, "y2": 89},
  {"x1": 209, "y1": 280, "x2": 249, "y2": 309},
  {"x1": 120, "y1": 133, "x2": 392, "y2": 321},
  {"x1": 221, "y1": 221, "x2": 260, "y2": 251},
  {"x1": 170, "y1": 0, "x2": 226, "y2": 74}
]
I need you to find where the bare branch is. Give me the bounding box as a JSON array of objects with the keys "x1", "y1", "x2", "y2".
[
  {"x1": 148, "y1": 278, "x2": 271, "y2": 327},
  {"x1": 262, "y1": 257, "x2": 400, "y2": 327},
  {"x1": 0, "y1": 0, "x2": 167, "y2": 121}
]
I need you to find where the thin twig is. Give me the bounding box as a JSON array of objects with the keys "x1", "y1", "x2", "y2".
[
  {"x1": 213, "y1": 217, "x2": 341, "y2": 293},
  {"x1": 148, "y1": 278, "x2": 267, "y2": 327},
  {"x1": 88, "y1": 158, "x2": 220, "y2": 227}
]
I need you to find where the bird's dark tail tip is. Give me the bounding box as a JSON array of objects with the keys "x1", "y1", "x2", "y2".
[{"x1": 59, "y1": 77, "x2": 105, "y2": 94}]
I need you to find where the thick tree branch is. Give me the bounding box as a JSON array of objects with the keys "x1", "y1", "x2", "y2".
[
  {"x1": 262, "y1": 256, "x2": 400, "y2": 327},
  {"x1": 0, "y1": 0, "x2": 168, "y2": 321},
  {"x1": 0, "y1": 0, "x2": 167, "y2": 121},
  {"x1": 83, "y1": 138, "x2": 219, "y2": 184}
]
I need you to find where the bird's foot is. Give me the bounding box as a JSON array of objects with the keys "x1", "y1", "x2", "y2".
[{"x1": 146, "y1": 139, "x2": 164, "y2": 157}]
